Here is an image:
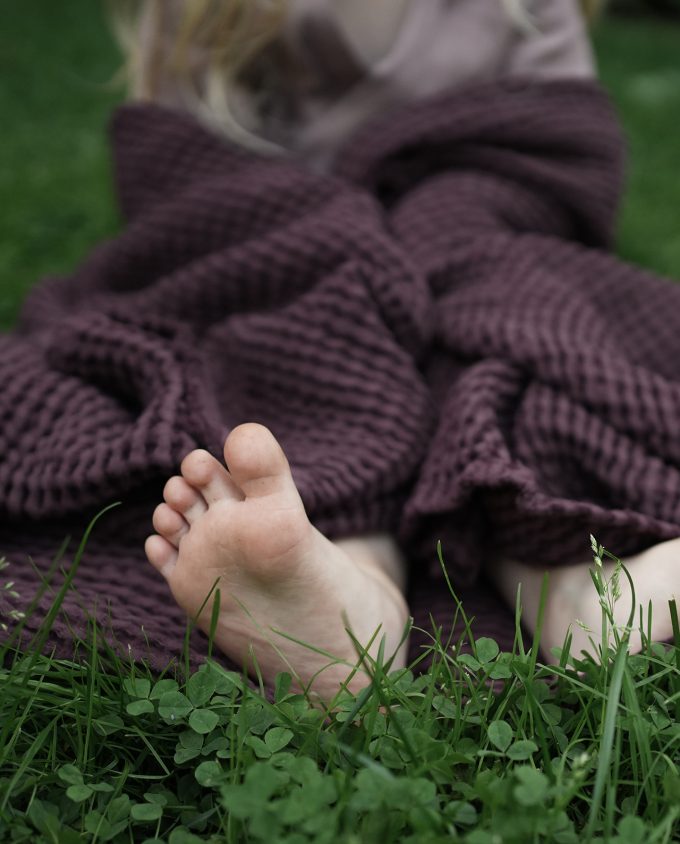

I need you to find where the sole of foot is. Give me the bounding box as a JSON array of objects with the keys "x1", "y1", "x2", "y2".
[{"x1": 145, "y1": 423, "x2": 410, "y2": 701}]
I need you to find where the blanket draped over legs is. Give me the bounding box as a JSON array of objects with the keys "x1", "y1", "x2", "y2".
[{"x1": 1, "y1": 79, "x2": 680, "y2": 673}]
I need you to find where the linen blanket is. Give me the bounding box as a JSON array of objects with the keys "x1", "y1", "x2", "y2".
[{"x1": 2, "y1": 79, "x2": 680, "y2": 671}]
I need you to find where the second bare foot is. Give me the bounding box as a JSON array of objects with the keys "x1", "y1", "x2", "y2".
[{"x1": 493, "y1": 538, "x2": 680, "y2": 662}]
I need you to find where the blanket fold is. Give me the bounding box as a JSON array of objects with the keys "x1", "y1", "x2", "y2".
[{"x1": 2, "y1": 78, "x2": 679, "y2": 668}]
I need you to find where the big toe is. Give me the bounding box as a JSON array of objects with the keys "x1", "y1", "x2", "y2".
[{"x1": 224, "y1": 423, "x2": 300, "y2": 501}]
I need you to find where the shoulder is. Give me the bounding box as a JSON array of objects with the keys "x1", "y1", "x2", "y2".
[{"x1": 503, "y1": 0, "x2": 596, "y2": 80}]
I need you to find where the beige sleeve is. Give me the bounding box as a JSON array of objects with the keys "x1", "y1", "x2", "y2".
[{"x1": 504, "y1": 0, "x2": 596, "y2": 80}]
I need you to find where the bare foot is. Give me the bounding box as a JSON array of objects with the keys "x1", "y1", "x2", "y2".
[
  {"x1": 144, "y1": 423, "x2": 409, "y2": 699},
  {"x1": 493, "y1": 537, "x2": 680, "y2": 662}
]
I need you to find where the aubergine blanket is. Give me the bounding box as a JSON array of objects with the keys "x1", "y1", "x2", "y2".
[{"x1": 2, "y1": 78, "x2": 680, "y2": 671}]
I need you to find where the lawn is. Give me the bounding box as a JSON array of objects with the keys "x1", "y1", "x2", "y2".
[
  {"x1": 593, "y1": 15, "x2": 680, "y2": 276},
  {"x1": 0, "y1": 0, "x2": 120, "y2": 330},
  {"x1": 1, "y1": 4, "x2": 680, "y2": 842},
  {"x1": 2, "y1": 531, "x2": 680, "y2": 843}
]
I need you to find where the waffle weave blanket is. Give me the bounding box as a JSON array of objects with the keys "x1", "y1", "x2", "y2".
[{"x1": 2, "y1": 79, "x2": 680, "y2": 669}]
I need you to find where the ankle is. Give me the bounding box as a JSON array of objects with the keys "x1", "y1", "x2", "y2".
[{"x1": 334, "y1": 533, "x2": 408, "y2": 592}]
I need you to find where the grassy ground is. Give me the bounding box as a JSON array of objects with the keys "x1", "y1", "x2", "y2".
[
  {"x1": 2, "y1": 532, "x2": 680, "y2": 843},
  {"x1": 2, "y1": 5, "x2": 680, "y2": 842},
  {"x1": 594, "y1": 17, "x2": 680, "y2": 275},
  {"x1": 0, "y1": 0, "x2": 120, "y2": 330}
]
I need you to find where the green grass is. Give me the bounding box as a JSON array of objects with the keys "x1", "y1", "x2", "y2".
[
  {"x1": 2, "y1": 5, "x2": 680, "y2": 842},
  {"x1": 593, "y1": 18, "x2": 680, "y2": 276},
  {"x1": 1, "y1": 524, "x2": 680, "y2": 843},
  {"x1": 0, "y1": 0, "x2": 121, "y2": 330}
]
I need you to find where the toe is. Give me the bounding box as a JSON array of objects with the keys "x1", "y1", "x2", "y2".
[
  {"x1": 181, "y1": 449, "x2": 243, "y2": 505},
  {"x1": 145, "y1": 534, "x2": 178, "y2": 577},
  {"x1": 223, "y1": 423, "x2": 302, "y2": 502},
  {"x1": 163, "y1": 476, "x2": 208, "y2": 523},
  {"x1": 152, "y1": 502, "x2": 189, "y2": 548}
]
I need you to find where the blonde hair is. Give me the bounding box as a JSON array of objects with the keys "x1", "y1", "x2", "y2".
[
  {"x1": 113, "y1": 0, "x2": 604, "y2": 150},
  {"x1": 113, "y1": 0, "x2": 289, "y2": 151}
]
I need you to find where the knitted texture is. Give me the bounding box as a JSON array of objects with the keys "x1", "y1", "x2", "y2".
[{"x1": 2, "y1": 78, "x2": 680, "y2": 671}]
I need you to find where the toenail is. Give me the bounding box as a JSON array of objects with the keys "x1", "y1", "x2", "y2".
[{"x1": 182, "y1": 451, "x2": 213, "y2": 479}]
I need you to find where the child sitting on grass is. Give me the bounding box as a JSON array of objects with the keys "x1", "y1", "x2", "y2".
[{"x1": 110, "y1": 0, "x2": 680, "y2": 698}]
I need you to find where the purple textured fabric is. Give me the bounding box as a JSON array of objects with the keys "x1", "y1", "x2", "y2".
[{"x1": 2, "y1": 78, "x2": 680, "y2": 672}]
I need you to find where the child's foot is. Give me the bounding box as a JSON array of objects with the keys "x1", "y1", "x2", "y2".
[
  {"x1": 494, "y1": 538, "x2": 680, "y2": 662},
  {"x1": 145, "y1": 423, "x2": 409, "y2": 699}
]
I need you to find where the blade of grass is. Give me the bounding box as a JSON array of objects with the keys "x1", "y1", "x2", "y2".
[
  {"x1": 26, "y1": 503, "x2": 121, "y2": 667},
  {"x1": 0, "y1": 714, "x2": 61, "y2": 814},
  {"x1": 585, "y1": 562, "x2": 637, "y2": 839}
]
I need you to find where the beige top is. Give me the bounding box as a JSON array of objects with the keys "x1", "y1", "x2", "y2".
[
  {"x1": 145, "y1": 1, "x2": 596, "y2": 169},
  {"x1": 267, "y1": 0, "x2": 596, "y2": 169}
]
